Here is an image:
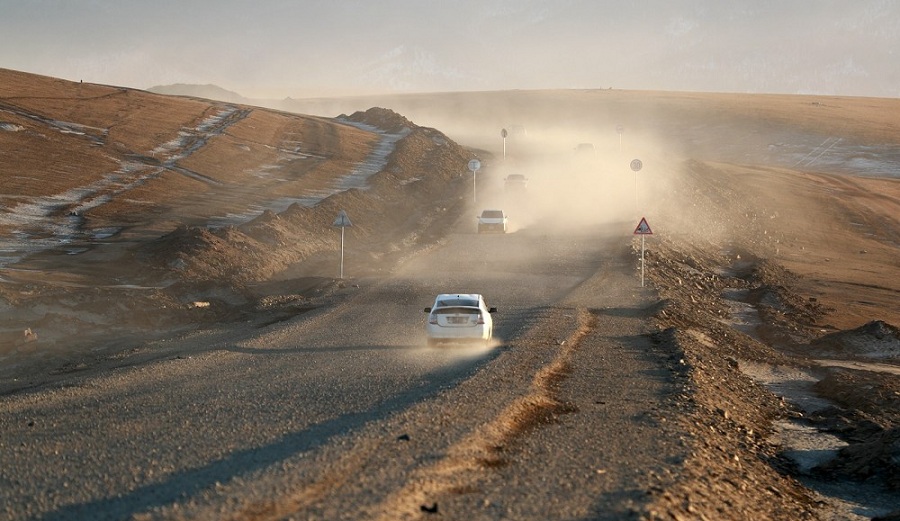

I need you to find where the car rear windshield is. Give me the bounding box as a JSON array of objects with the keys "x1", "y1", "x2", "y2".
[
  {"x1": 433, "y1": 306, "x2": 480, "y2": 315},
  {"x1": 436, "y1": 298, "x2": 479, "y2": 308},
  {"x1": 481, "y1": 210, "x2": 504, "y2": 218}
]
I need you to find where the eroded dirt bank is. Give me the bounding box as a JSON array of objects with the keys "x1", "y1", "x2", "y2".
[{"x1": 637, "y1": 158, "x2": 900, "y2": 519}]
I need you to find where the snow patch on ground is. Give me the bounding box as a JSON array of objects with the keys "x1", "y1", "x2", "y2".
[
  {"x1": 784, "y1": 139, "x2": 900, "y2": 178},
  {"x1": 773, "y1": 420, "x2": 848, "y2": 473},
  {"x1": 208, "y1": 122, "x2": 409, "y2": 228},
  {"x1": 0, "y1": 106, "x2": 256, "y2": 270},
  {"x1": 336, "y1": 120, "x2": 410, "y2": 191},
  {"x1": 150, "y1": 106, "x2": 243, "y2": 162},
  {"x1": 812, "y1": 359, "x2": 900, "y2": 376},
  {"x1": 739, "y1": 361, "x2": 833, "y2": 413},
  {"x1": 739, "y1": 360, "x2": 897, "y2": 520},
  {"x1": 0, "y1": 162, "x2": 162, "y2": 266},
  {"x1": 1, "y1": 104, "x2": 107, "y2": 145}
]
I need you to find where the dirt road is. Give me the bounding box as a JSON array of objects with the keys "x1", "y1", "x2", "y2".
[{"x1": 0, "y1": 208, "x2": 684, "y2": 520}]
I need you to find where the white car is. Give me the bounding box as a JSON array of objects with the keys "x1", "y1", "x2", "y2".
[
  {"x1": 477, "y1": 209, "x2": 509, "y2": 233},
  {"x1": 424, "y1": 293, "x2": 496, "y2": 346}
]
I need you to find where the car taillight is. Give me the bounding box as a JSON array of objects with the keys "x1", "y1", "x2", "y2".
[
  {"x1": 476, "y1": 314, "x2": 485, "y2": 324},
  {"x1": 429, "y1": 315, "x2": 438, "y2": 325}
]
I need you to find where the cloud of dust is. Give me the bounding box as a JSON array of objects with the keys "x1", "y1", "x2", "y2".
[
  {"x1": 397, "y1": 334, "x2": 500, "y2": 369},
  {"x1": 422, "y1": 98, "x2": 767, "y2": 251},
  {"x1": 459, "y1": 122, "x2": 693, "y2": 239},
  {"x1": 312, "y1": 90, "x2": 750, "y2": 248}
]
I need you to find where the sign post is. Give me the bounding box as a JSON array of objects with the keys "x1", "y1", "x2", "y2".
[
  {"x1": 501, "y1": 128, "x2": 508, "y2": 159},
  {"x1": 467, "y1": 158, "x2": 481, "y2": 204},
  {"x1": 633, "y1": 216, "x2": 653, "y2": 287},
  {"x1": 630, "y1": 158, "x2": 643, "y2": 214},
  {"x1": 332, "y1": 210, "x2": 353, "y2": 279},
  {"x1": 616, "y1": 125, "x2": 624, "y2": 153}
]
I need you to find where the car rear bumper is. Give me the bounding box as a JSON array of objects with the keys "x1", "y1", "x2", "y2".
[
  {"x1": 477, "y1": 223, "x2": 507, "y2": 233},
  {"x1": 425, "y1": 324, "x2": 491, "y2": 341}
]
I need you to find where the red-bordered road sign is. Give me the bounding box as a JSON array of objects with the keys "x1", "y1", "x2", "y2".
[{"x1": 634, "y1": 217, "x2": 652, "y2": 235}]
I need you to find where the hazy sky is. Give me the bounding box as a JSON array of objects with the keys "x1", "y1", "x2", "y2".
[{"x1": 2, "y1": 0, "x2": 898, "y2": 99}]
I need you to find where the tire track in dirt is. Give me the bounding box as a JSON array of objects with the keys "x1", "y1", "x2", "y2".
[
  {"x1": 192, "y1": 304, "x2": 589, "y2": 521},
  {"x1": 364, "y1": 309, "x2": 594, "y2": 521}
]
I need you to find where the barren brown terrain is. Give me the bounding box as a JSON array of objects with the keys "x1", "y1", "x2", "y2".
[{"x1": 1, "y1": 69, "x2": 899, "y2": 520}]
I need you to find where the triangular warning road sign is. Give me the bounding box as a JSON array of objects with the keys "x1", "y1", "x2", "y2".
[
  {"x1": 633, "y1": 217, "x2": 652, "y2": 235},
  {"x1": 332, "y1": 210, "x2": 353, "y2": 227}
]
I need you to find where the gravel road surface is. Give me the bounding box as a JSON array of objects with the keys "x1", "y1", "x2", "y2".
[{"x1": 1, "y1": 217, "x2": 679, "y2": 521}]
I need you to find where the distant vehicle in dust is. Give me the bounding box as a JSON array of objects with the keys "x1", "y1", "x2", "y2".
[
  {"x1": 508, "y1": 125, "x2": 527, "y2": 137},
  {"x1": 575, "y1": 143, "x2": 595, "y2": 154},
  {"x1": 477, "y1": 209, "x2": 509, "y2": 234},
  {"x1": 504, "y1": 174, "x2": 528, "y2": 191}
]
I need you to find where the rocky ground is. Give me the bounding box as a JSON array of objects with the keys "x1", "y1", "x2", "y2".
[
  {"x1": 638, "y1": 233, "x2": 899, "y2": 520},
  {"x1": 637, "y1": 158, "x2": 900, "y2": 519}
]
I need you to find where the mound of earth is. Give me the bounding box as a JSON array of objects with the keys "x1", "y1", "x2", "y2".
[
  {"x1": 807, "y1": 320, "x2": 900, "y2": 361},
  {"x1": 641, "y1": 236, "x2": 818, "y2": 519},
  {"x1": 822, "y1": 428, "x2": 900, "y2": 491},
  {"x1": 143, "y1": 108, "x2": 470, "y2": 291},
  {"x1": 340, "y1": 106, "x2": 417, "y2": 134}
]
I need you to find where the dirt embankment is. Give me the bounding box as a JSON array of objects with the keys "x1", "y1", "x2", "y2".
[
  {"x1": 142, "y1": 107, "x2": 472, "y2": 291},
  {"x1": 644, "y1": 237, "x2": 900, "y2": 519},
  {"x1": 1, "y1": 106, "x2": 476, "y2": 380},
  {"x1": 635, "y1": 157, "x2": 900, "y2": 519}
]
